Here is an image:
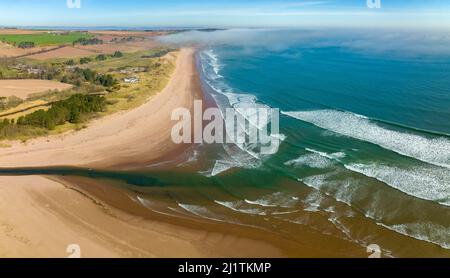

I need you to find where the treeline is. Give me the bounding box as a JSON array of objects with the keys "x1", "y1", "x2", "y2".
[
  {"x1": 95, "y1": 51, "x2": 123, "y2": 61},
  {"x1": 67, "y1": 51, "x2": 123, "y2": 65},
  {"x1": 73, "y1": 37, "x2": 103, "y2": 45},
  {"x1": 111, "y1": 37, "x2": 135, "y2": 43},
  {"x1": 16, "y1": 94, "x2": 106, "y2": 130},
  {"x1": 1, "y1": 40, "x2": 36, "y2": 49},
  {"x1": 142, "y1": 48, "x2": 175, "y2": 59}
]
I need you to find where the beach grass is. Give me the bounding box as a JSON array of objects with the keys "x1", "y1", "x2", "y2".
[{"x1": 103, "y1": 51, "x2": 176, "y2": 114}]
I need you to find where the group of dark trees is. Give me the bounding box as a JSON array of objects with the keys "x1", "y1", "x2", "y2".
[
  {"x1": 16, "y1": 94, "x2": 106, "y2": 130},
  {"x1": 96, "y1": 54, "x2": 108, "y2": 61},
  {"x1": 112, "y1": 51, "x2": 123, "y2": 58},
  {"x1": 111, "y1": 37, "x2": 135, "y2": 43},
  {"x1": 17, "y1": 41, "x2": 35, "y2": 49},
  {"x1": 141, "y1": 48, "x2": 174, "y2": 59},
  {"x1": 96, "y1": 51, "x2": 123, "y2": 61},
  {"x1": 78, "y1": 51, "x2": 123, "y2": 65},
  {"x1": 79, "y1": 68, "x2": 117, "y2": 87},
  {"x1": 60, "y1": 68, "x2": 117, "y2": 88},
  {"x1": 80, "y1": 57, "x2": 92, "y2": 64},
  {"x1": 65, "y1": 59, "x2": 76, "y2": 66},
  {"x1": 73, "y1": 37, "x2": 103, "y2": 46}
]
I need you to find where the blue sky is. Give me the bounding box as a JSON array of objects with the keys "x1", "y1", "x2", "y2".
[{"x1": 1, "y1": 0, "x2": 450, "y2": 28}]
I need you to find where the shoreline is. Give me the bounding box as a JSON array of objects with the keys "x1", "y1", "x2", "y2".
[{"x1": 0, "y1": 47, "x2": 300, "y2": 258}]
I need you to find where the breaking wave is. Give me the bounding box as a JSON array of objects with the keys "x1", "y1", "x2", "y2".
[
  {"x1": 282, "y1": 110, "x2": 450, "y2": 169},
  {"x1": 200, "y1": 49, "x2": 285, "y2": 176},
  {"x1": 345, "y1": 163, "x2": 450, "y2": 206}
]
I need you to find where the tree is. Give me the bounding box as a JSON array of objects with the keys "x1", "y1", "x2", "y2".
[
  {"x1": 96, "y1": 54, "x2": 107, "y2": 61},
  {"x1": 112, "y1": 51, "x2": 123, "y2": 58},
  {"x1": 65, "y1": 59, "x2": 75, "y2": 66},
  {"x1": 18, "y1": 41, "x2": 35, "y2": 49},
  {"x1": 80, "y1": 57, "x2": 92, "y2": 64}
]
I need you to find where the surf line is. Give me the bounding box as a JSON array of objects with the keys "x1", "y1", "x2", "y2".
[{"x1": 171, "y1": 100, "x2": 282, "y2": 155}]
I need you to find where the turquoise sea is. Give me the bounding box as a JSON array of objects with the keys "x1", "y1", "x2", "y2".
[{"x1": 3, "y1": 29, "x2": 450, "y2": 257}]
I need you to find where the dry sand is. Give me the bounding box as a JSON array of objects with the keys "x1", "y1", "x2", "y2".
[{"x1": 0, "y1": 79, "x2": 73, "y2": 99}]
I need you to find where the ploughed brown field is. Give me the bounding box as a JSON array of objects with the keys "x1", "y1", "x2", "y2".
[
  {"x1": 0, "y1": 29, "x2": 164, "y2": 59},
  {"x1": 0, "y1": 79, "x2": 72, "y2": 99},
  {"x1": 0, "y1": 42, "x2": 53, "y2": 58},
  {"x1": 25, "y1": 46, "x2": 96, "y2": 60},
  {"x1": 0, "y1": 29, "x2": 45, "y2": 35}
]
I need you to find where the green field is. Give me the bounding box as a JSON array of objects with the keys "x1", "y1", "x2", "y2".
[{"x1": 0, "y1": 32, "x2": 92, "y2": 46}]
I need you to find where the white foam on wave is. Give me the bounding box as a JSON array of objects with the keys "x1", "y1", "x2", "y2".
[
  {"x1": 377, "y1": 222, "x2": 450, "y2": 250},
  {"x1": 301, "y1": 174, "x2": 361, "y2": 207},
  {"x1": 328, "y1": 215, "x2": 395, "y2": 257},
  {"x1": 136, "y1": 196, "x2": 176, "y2": 217},
  {"x1": 177, "y1": 203, "x2": 231, "y2": 223},
  {"x1": 305, "y1": 148, "x2": 346, "y2": 160},
  {"x1": 283, "y1": 110, "x2": 450, "y2": 169},
  {"x1": 178, "y1": 202, "x2": 269, "y2": 230},
  {"x1": 302, "y1": 190, "x2": 325, "y2": 212},
  {"x1": 244, "y1": 192, "x2": 300, "y2": 208},
  {"x1": 300, "y1": 172, "x2": 450, "y2": 250},
  {"x1": 345, "y1": 163, "x2": 450, "y2": 206},
  {"x1": 285, "y1": 153, "x2": 335, "y2": 169},
  {"x1": 202, "y1": 49, "x2": 223, "y2": 78},
  {"x1": 214, "y1": 200, "x2": 267, "y2": 215},
  {"x1": 200, "y1": 49, "x2": 286, "y2": 176},
  {"x1": 215, "y1": 192, "x2": 302, "y2": 216},
  {"x1": 209, "y1": 160, "x2": 238, "y2": 177}
]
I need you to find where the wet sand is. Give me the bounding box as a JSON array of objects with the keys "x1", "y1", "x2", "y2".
[{"x1": 0, "y1": 175, "x2": 291, "y2": 258}]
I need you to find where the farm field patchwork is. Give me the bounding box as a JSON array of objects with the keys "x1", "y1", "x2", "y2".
[{"x1": 0, "y1": 32, "x2": 92, "y2": 46}]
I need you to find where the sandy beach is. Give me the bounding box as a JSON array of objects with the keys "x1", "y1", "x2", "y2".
[{"x1": 0, "y1": 48, "x2": 296, "y2": 258}]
